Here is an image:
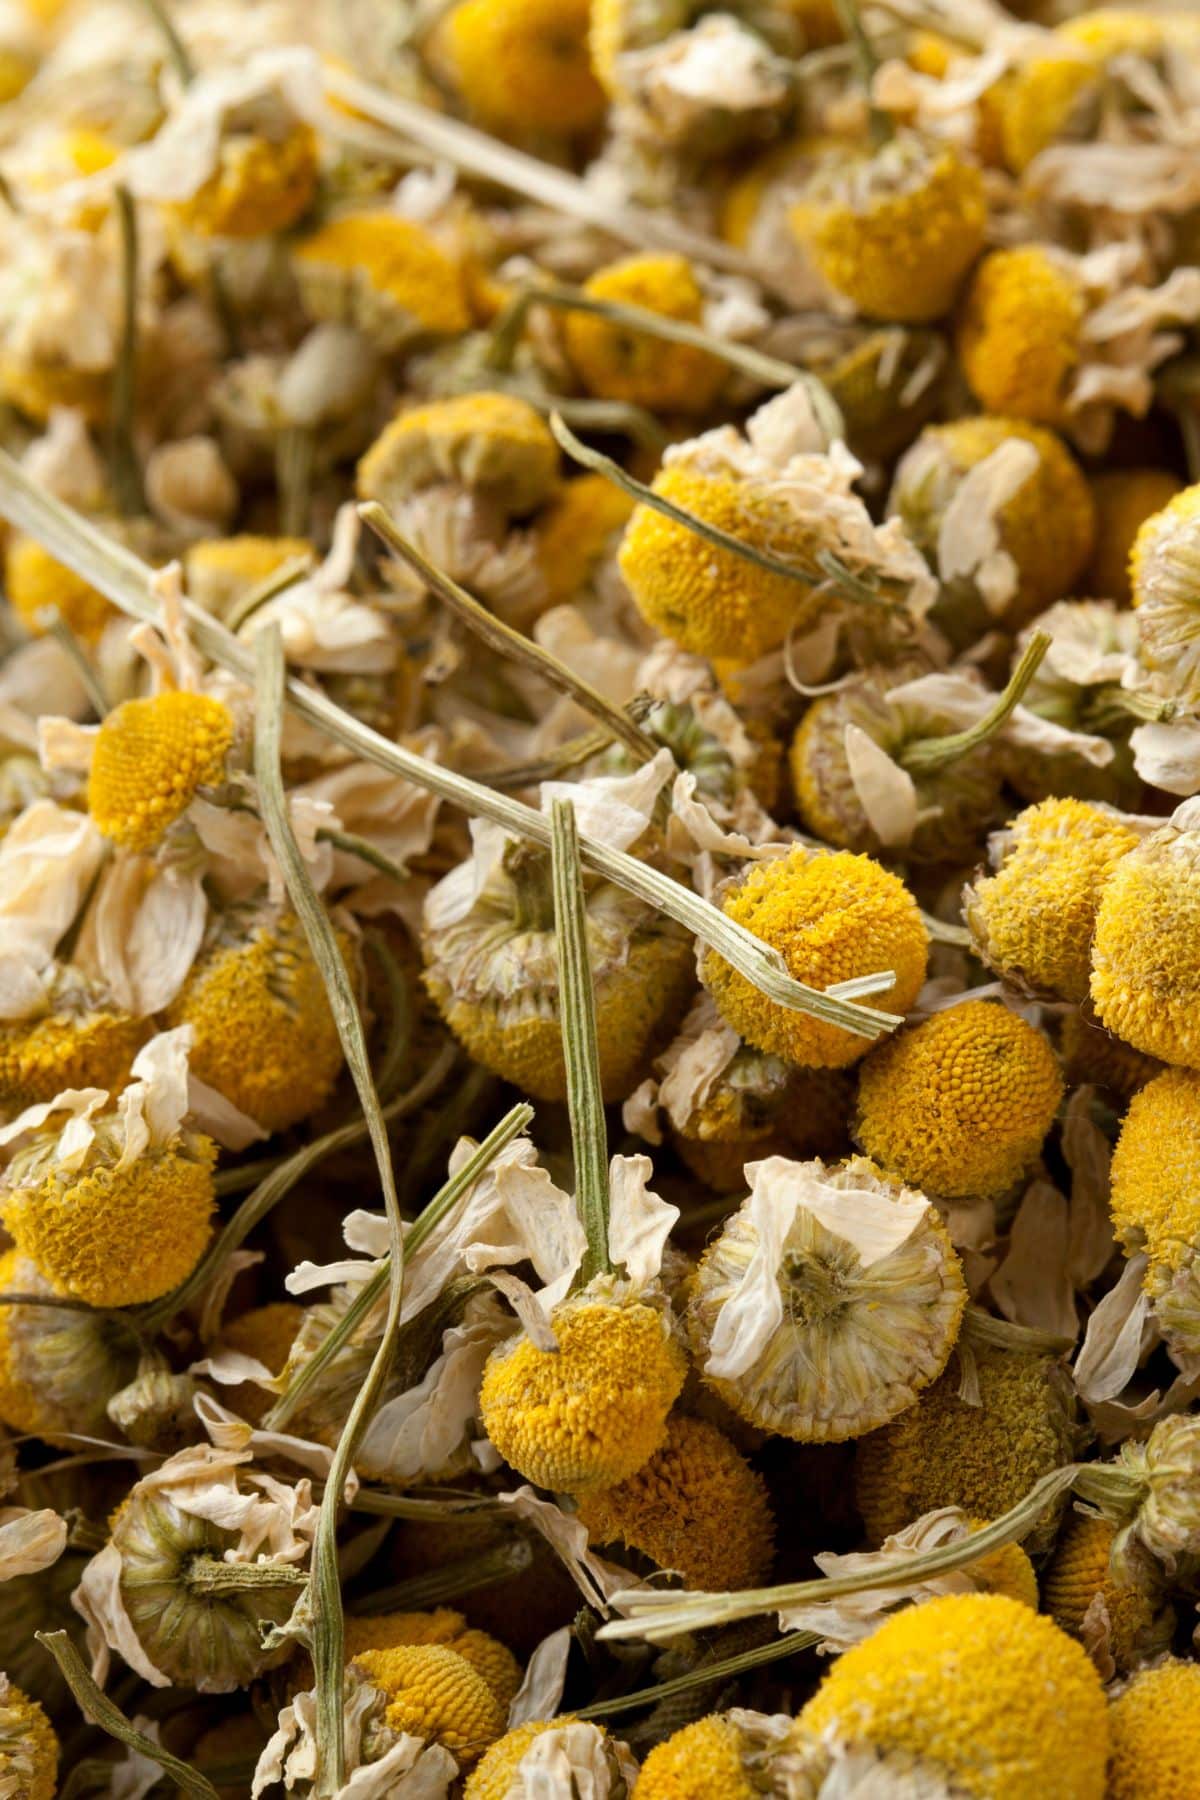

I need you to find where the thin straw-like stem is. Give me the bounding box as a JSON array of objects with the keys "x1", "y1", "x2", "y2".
[
  {"x1": 551, "y1": 800, "x2": 612, "y2": 1286},
  {"x1": 900, "y1": 631, "x2": 1052, "y2": 776}
]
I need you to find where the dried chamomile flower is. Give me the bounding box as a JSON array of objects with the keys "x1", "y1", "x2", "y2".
[
  {"x1": 422, "y1": 833, "x2": 693, "y2": 1103},
  {"x1": 359, "y1": 393, "x2": 559, "y2": 519},
  {"x1": 106, "y1": 1354, "x2": 199, "y2": 1452},
  {"x1": 577, "y1": 1411, "x2": 775, "y2": 1588},
  {"x1": 1090, "y1": 805, "x2": 1200, "y2": 1067},
  {"x1": 855, "y1": 1001, "x2": 1064, "y2": 1201},
  {"x1": 687, "y1": 1154, "x2": 966, "y2": 1443},
  {"x1": 605, "y1": 13, "x2": 792, "y2": 155},
  {"x1": 165, "y1": 902, "x2": 349, "y2": 1133},
  {"x1": 789, "y1": 657, "x2": 1006, "y2": 866},
  {"x1": 432, "y1": 0, "x2": 605, "y2": 139},
  {"x1": 349, "y1": 1644, "x2": 506, "y2": 1766},
  {"x1": 87, "y1": 689, "x2": 235, "y2": 851},
  {"x1": 5, "y1": 532, "x2": 118, "y2": 641},
  {"x1": 855, "y1": 1344, "x2": 1079, "y2": 1552},
  {"x1": 344, "y1": 1611, "x2": 520, "y2": 1713},
  {"x1": 701, "y1": 848, "x2": 928, "y2": 1070},
  {"x1": 293, "y1": 211, "x2": 472, "y2": 352},
  {"x1": 480, "y1": 1287, "x2": 686, "y2": 1493},
  {"x1": 465, "y1": 1719, "x2": 638, "y2": 1800},
  {"x1": 1093, "y1": 1414, "x2": 1200, "y2": 1582},
  {"x1": 562, "y1": 252, "x2": 725, "y2": 413},
  {"x1": 184, "y1": 534, "x2": 314, "y2": 621},
  {"x1": 1087, "y1": 468, "x2": 1182, "y2": 605},
  {"x1": 889, "y1": 416, "x2": 1095, "y2": 646},
  {"x1": 0, "y1": 1675, "x2": 58, "y2": 1800},
  {"x1": 1042, "y1": 1512, "x2": 1174, "y2": 1677},
  {"x1": 965, "y1": 799, "x2": 1141, "y2": 1003},
  {"x1": 0, "y1": 1029, "x2": 216, "y2": 1307},
  {"x1": 76, "y1": 1441, "x2": 316, "y2": 1692},
  {"x1": 1005, "y1": 601, "x2": 1143, "y2": 808},
  {"x1": 0, "y1": 1248, "x2": 139, "y2": 1444},
  {"x1": 794, "y1": 1594, "x2": 1109, "y2": 1800},
  {"x1": 957, "y1": 245, "x2": 1087, "y2": 427},
  {"x1": 815, "y1": 326, "x2": 948, "y2": 466},
  {"x1": 1108, "y1": 1659, "x2": 1200, "y2": 1800},
  {"x1": 635, "y1": 1709, "x2": 837, "y2": 1800},
  {"x1": 1109, "y1": 1066, "x2": 1200, "y2": 1356},
  {"x1": 163, "y1": 80, "x2": 319, "y2": 240},
  {"x1": 532, "y1": 474, "x2": 633, "y2": 607},
  {"x1": 214, "y1": 1301, "x2": 304, "y2": 1426},
  {"x1": 788, "y1": 132, "x2": 986, "y2": 325},
  {"x1": 1131, "y1": 483, "x2": 1200, "y2": 707},
  {"x1": 0, "y1": 963, "x2": 144, "y2": 1106}
]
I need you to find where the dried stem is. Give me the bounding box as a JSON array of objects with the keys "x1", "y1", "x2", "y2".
[
  {"x1": 110, "y1": 187, "x2": 145, "y2": 518},
  {"x1": 551, "y1": 799, "x2": 612, "y2": 1286},
  {"x1": 900, "y1": 631, "x2": 1052, "y2": 776}
]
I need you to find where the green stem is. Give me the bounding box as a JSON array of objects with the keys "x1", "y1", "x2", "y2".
[
  {"x1": 833, "y1": 0, "x2": 890, "y2": 144},
  {"x1": 185, "y1": 1557, "x2": 309, "y2": 1595},
  {"x1": 551, "y1": 799, "x2": 612, "y2": 1287},
  {"x1": 577, "y1": 1631, "x2": 819, "y2": 1719},
  {"x1": 360, "y1": 499, "x2": 660, "y2": 766},
  {"x1": 138, "y1": 0, "x2": 195, "y2": 82},
  {"x1": 110, "y1": 187, "x2": 145, "y2": 519},
  {"x1": 277, "y1": 428, "x2": 315, "y2": 540},
  {"x1": 900, "y1": 631, "x2": 1051, "y2": 776},
  {"x1": 348, "y1": 1489, "x2": 506, "y2": 1520},
  {"x1": 352, "y1": 1540, "x2": 532, "y2": 1614}
]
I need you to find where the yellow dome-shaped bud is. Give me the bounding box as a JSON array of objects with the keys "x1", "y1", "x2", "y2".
[
  {"x1": 0, "y1": 1249, "x2": 140, "y2": 1445},
  {"x1": 1042, "y1": 1512, "x2": 1174, "y2": 1676},
  {"x1": 1130, "y1": 482, "x2": 1200, "y2": 706},
  {"x1": 617, "y1": 456, "x2": 827, "y2": 662},
  {"x1": 532, "y1": 474, "x2": 633, "y2": 606},
  {"x1": 344, "y1": 1610, "x2": 521, "y2": 1712},
  {"x1": 165, "y1": 908, "x2": 348, "y2": 1134},
  {"x1": 351, "y1": 1644, "x2": 505, "y2": 1766},
  {"x1": 965, "y1": 798, "x2": 1141, "y2": 1002},
  {"x1": 1091, "y1": 813, "x2": 1200, "y2": 1066},
  {"x1": 855, "y1": 1000, "x2": 1063, "y2": 1200},
  {"x1": 636, "y1": 1714, "x2": 758, "y2": 1800},
  {"x1": 465, "y1": 1718, "x2": 636, "y2": 1800},
  {"x1": 957, "y1": 246, "x2": 1085, "y2": 425},
  {"x1": 576, "y1": 1412, "x2": 774, "y2": 1588},
  {"x1": 6, "y1": 533, "x2": 117, "y2": 640},
  {"x1": 184, "y1": 534, "x2": 313, "y2": 620},
  {"x1": 1108, "y1": 1659, "x2": 1200, "y2": 1800},
  {"x1": 687, "y1": 1155, "x2": 966, "y2": 1443},
  {"x1": 563, "y1": 254, "x2": 725, "y2": 414},
  {"x1": 480, "y1": 1296, "x2": 685, "y2": 1494},
  {"x1": 889, "y1": 416, "x2": 1095, "y2": 646},
  {"x1": 1110, "y1": 1067, "x2": 1200, "y2": 1356},
  {"x1": 294, "y1": 212, "x2": 471, "y2": 352},
  {"x1": 795, "y1": 1593, "x2": 1108, "y2": 1800},
  {"x1": 1087, "y1": 467, "x2": 1182, "y2": 605},
  {"x1": 855, "y1": 1345, "x2": 1078, "y2": 1552},
  {"x1": 702, "y1": 848, "x2": 928, "y2": 1070},
  {"x1": 0, "y1": 1677, "x2": 58, "y2": 1800},
  {"x1": 999, "y1": 11, "x2": 1174, "y2": 173},
  {"x1": 789, "y1": 133, "x2": 986, "y2": 324},
  {"x1": 215, "y1": 1301, "x2": 303, "y2": 1426},
  {"x1": 432, "y1": 0, "x2": 605, "y2": 138},
  {"x1": 359, "y1": 393, "x2": 559, "y2": 519},
  {"x1": 88, "y1": 690, "x2": 235, "y2": 851},
  {"x1": 0, "y1": 981, "x2": 144, "y2": 1107},
  {"x1": 170, "y1": 123, "x2": 318, "y2": 239}
]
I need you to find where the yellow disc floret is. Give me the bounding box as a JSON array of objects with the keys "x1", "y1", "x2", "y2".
[
  {"x1": 170, "y1": 124, "x2": 318, "y2": 239},
  {"x1": 999, "y1": 11, "x2": 1172, "y2": 173},
  {"x1": 359, "y1": 393, "x2": 559, "y2": 518},
  {"x1": 636, "y1": 1714, "x2": 757, "y2": 1800},
  {"x1": 479, "y1": 1296, "x2": 686, "y2": 1494},
  {"x1": 965, "y1": 799, "x2": 1141, "y2": 1002},
  {"x1": 1108, "y1": 1659, "x2": 1200, "y2": 1800},
  {"x1": 854, "y1": 1000, "x2": 1063, "y2": 1200},
  {"x1": 344, "y1": 1611, "x2": 521, "y2": 1712},
  {"x1": 1042, "y1": 1512, "x2": 1173, "y2": 1675},
  {"x1": 795, "y1": 1593, "x2": 1108, "y2": 1800},
  {"x1": 0, "y1": 996, "x2": 144, "y2": 1107},
  {"x1": 789, "y1": 132, "x2": 986, "y2": 324},
  {"x1": 165, "y1": 907, "x2": 347, "y2": 1133},
  {"x1": 563, "y1": 254, "x2": 725, "y2": 413},
  {"x1": 1110, "y1": 1067, "x2": 1200, "y2": 1355},
  {"x1": 432, "y1": 0, "x2": 606, "y2": 139},
  {"x1": 6, "y1": 533, "x2": 117, "y2": 641},
  {"x1": 1130, "y1": 482, "x2": 1200, "y2": 706},
  {"x1": 533, "y1": 474, "x2": 633, "y2": 606},
  {"x1": 1087, "y1": 467, "x2": 1182, "y2": 605},
  {"x1": 1091, "y1": 816, "x2": 1200, "y2": 1066},
  {"x1": 351, "y1": 1644, "x2": 505, "y2": 1765},
  {"x1": 293, "y1": 212, "x2": 471, "y2": 352},
  {"x1": 576, "y1": 1413, "x2": 775, "y2": 1588},
  {"x1": 88, "y1": 690, "x2": 235, "y2": 851},
  {"x1": 957, "y1": 246, "x2": 1085, "y2": 426},
  {"x1": 0, "y1": 1678, "x2": 58, "y2": 1800},
  {"x1": 701, "y1": 848, "x2": 928, "y2": 1070}
]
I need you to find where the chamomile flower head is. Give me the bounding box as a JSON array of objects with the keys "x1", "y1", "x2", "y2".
[
  {"x1": 480, "y1": 1291, "x2": 686, "y2": 1494},
  {"x1": 1108, "y1": 1659, "x2": 1200, "y2": 1800},
  {"x1": 5, "y1": 533, "x2": 117, "y2": 641},
  {"x1": 431, "y1": 0, "x2": 606, "y2": 139},
  {"x1": 889, "y1": 416, "x2": 1095, "y2": 645},
  {"x1": 165, "y1": 903, "x2": 348, "y2": 1133},
  {"x1": 957, "y1": 246, "x2": 1086, "y2": 427},
  {"x1": 169, "y1": 111, "x2": 318, "y2": 239},
  {"x1": 789, "y1": 658, "x2": 1005, "y2": 866},
  {"x1": 359, "y1": 393, "x2": 559, "y2": 519},
  {"x1": 634, "y1": 1714, "x2": 760, "y2": 1800},
  {"x1": 789, "y1": 132, "x2": 986, "y2": 324},
  {"x1": 687, "y1": 1155, "x2": 966, "y2": 1443},
  {"x1": 0, "y1": 1676, "x2": 58, "y2": 1800},
  {"x1": 184, "y1": 534, "x2": 313, "y2": 620},
  {"x1": 999, "y1": 10, "x2": 1177, "y2": 173},
  {"x1": 1042, "y1": 1512, "x2": 1174, "y2": 1676},
  {"x1": 88, "y1": 689, "x2": 235, "y2": 851},
  {"x1": 345, "y1": 1611, "x2": 521, "y2": 1713},
  {"x1": 1130, "y1": 482, "x2": 1200, "y2": 706},
  {"x1": 350, "y1": 1644, "x2": 506, "y2": 1766},
  {"x1": 701, "y1": 848, "x2": 928, "y2": 1070},
  {"x1": 0, "y1": 1031, "x2": 216, "y2": 1307},
  {"x1": 562, "y1": 253, "x2": 725, "y2": 414},
  {"x1": 1090, "y1": 808, "x2": 1200, "y2": 1067},
  {"x1": 668, "y1": 1033, "x2": 853, "y2": 1194},
  {"x1": 855, "y1": 1001, "x2": 1063, "y2": 1202},
  {"x1": 0, "y1": 1247, "x2": 139, "y2": 1443},
  {"x1": 293, "y1": 212, "x2": 472, "y2": 353},
  {"x1": 465, "y1": 1719, "x2": 637, "y2": 1800},
  {"x1": 577, "y1": 1411, "x2": 775, "y2": 1588},
  {"x1": 0, "y1": 965, "x2": 144, "y2": 1106},
  {"x1": 855, "y1": 1345, "x2": 1079, "y2": 1551},
  {"x1": 1087, "y1": 468, "x2": 1182, "y2": 604},
  {"x1": 965, "y1": 799, "x2": 1141, "y2": 1003},
  {"x1": 1110, "y1": 1066, "x2": 1200, "y2": 1356},
  {"x1": 532, "y1": 473, "x2": 633, "y2": 606},
  {"x1": 1006, "y1": 600, "x2": 1142, "y2": 808},
  {"x1": 794, "y1": 1594, "x2": 1109, "y2": 1800},
  {"x1": 215, "y1": 1301, "x2": 303, "y2": 1426},
  {"x1": 422, "y1": 835, "x2": 694, "y2": 1103}
]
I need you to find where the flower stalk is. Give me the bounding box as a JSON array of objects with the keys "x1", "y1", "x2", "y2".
[{"x1": 900, "y1": 630, "x2": 1052, "y2": 776}]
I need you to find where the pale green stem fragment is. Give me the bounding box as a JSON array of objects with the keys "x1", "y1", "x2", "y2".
[
  {"x1": 900, "y1": 631, "x2": 1052, "y2": 776},
  {"x1": 551, "y1": 799, "x2": 612, "y2": 1287}
]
